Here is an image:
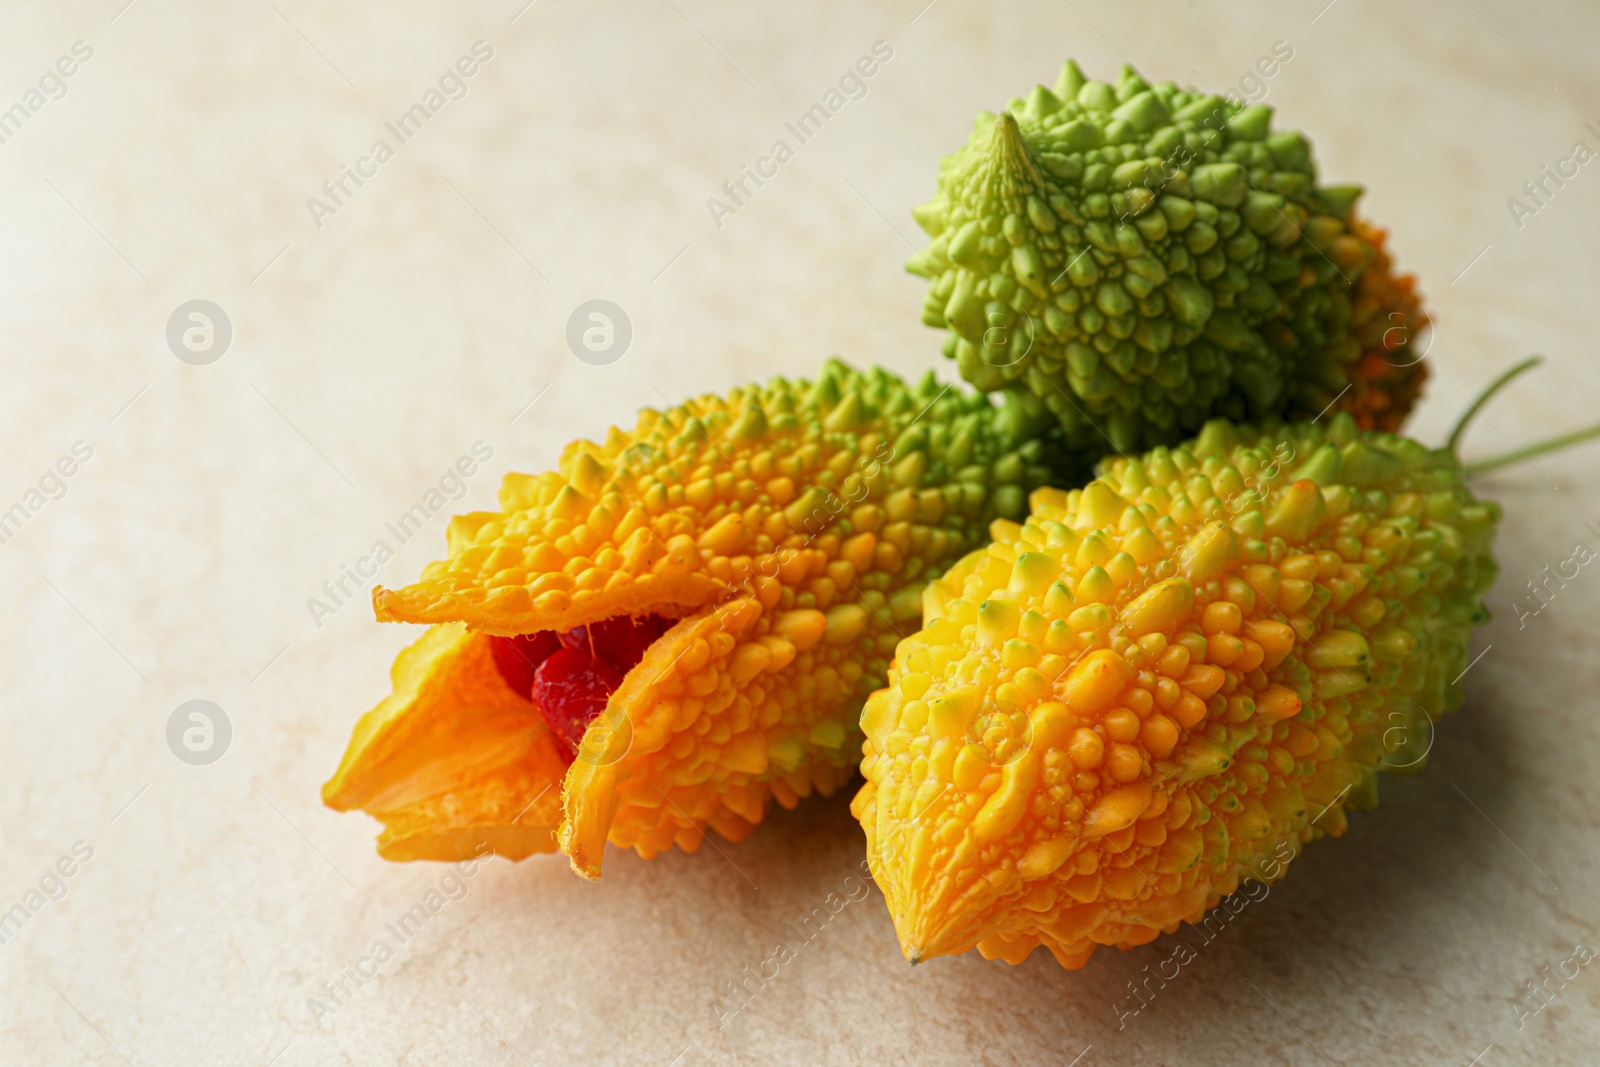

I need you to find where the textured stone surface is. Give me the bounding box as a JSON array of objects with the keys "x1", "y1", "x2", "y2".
[{"x1": 1, "y1": 2, "x2": 1598, "y2": 1065}]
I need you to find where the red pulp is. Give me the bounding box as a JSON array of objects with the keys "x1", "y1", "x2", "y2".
[
  {"x1": 489, "y1": 614, "x2": 672, "y2": 759},
  {"x1": 488, "y1": 631, "x2": 561, "y2": 699}
]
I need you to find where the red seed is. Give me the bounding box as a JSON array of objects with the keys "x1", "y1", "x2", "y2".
[
  {"x1": 489, "y1": 631, "x2": 561, "y2": 698},
  {"x1": 497, "y1": 615, "x2": 673, "y2": 758},
  {"x1": 533, "y1": 647, "x2": 625, "y2": 757}
]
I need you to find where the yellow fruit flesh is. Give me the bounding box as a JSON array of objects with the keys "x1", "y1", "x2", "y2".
[{"x1": 322, "y1": 622, "x2": 568, "y2": 862}]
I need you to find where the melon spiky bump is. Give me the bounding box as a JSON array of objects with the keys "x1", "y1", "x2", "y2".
[
  {"x1": 908, "y1": 60, "x2": 1429, "y2": 453},
  {"x1": 852, "y1": 413, "x2": 1498, "y2": 968},
  {"x1": 324, "y1": 360, "x2": 1064, "y2": 879},
  {"x1": 1344, "y1": 217, "x2": 1430, "y2": 432}
]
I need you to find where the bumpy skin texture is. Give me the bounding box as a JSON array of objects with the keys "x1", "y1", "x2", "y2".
[
  {"x1": 1344, "y1": 218, "x2": 1430, "y2": 432},
  {"x1": 908, "y1": 60, "x2": 1429, "y2": 453},
  {"x1": 324, "y1": 360, "x2": 1061, "y2": 878},
  {"x1": 852, "y1": 414, "x2": 1498, "y2": 968}
]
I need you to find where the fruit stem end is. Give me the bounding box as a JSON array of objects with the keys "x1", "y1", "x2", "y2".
[
  {"x1": 1447, "y1": 355, "x2": 1543, "y2": 454},
  {"x1": 1466, "y1": 421, "x2": 1600, "y2": 477}
]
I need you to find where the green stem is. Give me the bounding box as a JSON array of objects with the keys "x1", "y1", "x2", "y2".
[
  {"x1": 1446, "y1": 355, "x2": 1543, "y2": 454},
  {"x1": 1466, "y1": 422, "x2": 1600, "y2": 476}
]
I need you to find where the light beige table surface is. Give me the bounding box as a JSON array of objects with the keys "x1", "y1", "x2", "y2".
[{"x1": 2, "y1": 1, "x2": 1598, "y2": 1064}]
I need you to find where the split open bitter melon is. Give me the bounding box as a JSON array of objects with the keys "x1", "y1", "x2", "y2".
[{"x1": 323, "y1": 360, "x2": 1063, "y2": 878}]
